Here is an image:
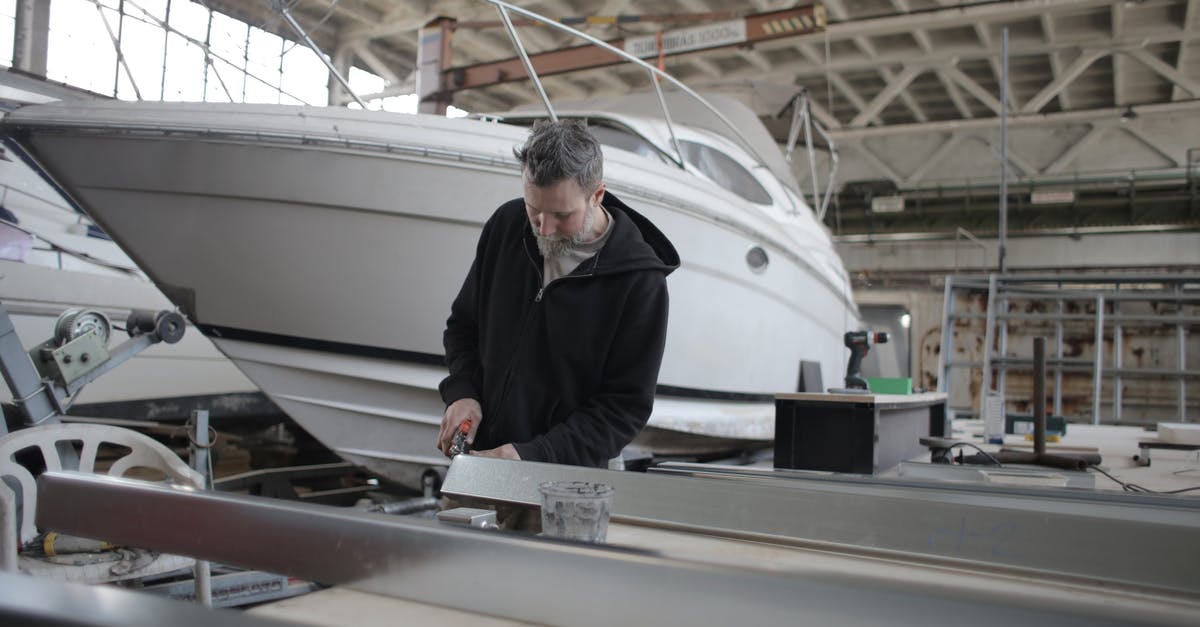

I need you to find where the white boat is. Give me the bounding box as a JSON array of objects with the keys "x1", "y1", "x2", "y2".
[
  {"x1": 0, "y1": 137, "x2": 267, "y2": 423},
  {"x1": 1, "y1": 11, "x2": 858, "y2": 487}
]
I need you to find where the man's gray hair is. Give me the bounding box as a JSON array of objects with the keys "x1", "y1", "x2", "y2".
[{"x1": 514, "y1": 119, "x2": 603, "y2": 193}]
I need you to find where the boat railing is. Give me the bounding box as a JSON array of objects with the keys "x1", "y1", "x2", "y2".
[
  {"x1": 485, "y1": 0, "x2": 836, "y2": 219},
  {"x1": 782, "y1": 88, "x2": 838, "y2": 221},
  {"x1": 485, "y1": 1, "x2": 761, "y2": 176}
]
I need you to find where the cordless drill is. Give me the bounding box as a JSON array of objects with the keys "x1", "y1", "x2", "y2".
[{"x1": 844, "y1": 331, "x2": 889, "y2": 390}]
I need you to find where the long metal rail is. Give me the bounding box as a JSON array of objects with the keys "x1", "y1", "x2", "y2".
[
  {"x1": 440, "y1": 457, "x2": 1200, "y2": 598},
  {"x1": 34, "y1": 471, "x2": 1198, "y2": 626}
]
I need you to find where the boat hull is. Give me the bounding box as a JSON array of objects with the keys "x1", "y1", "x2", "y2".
[{"x1": 5, "y1": 102, "x2": 858, "y2": 481}]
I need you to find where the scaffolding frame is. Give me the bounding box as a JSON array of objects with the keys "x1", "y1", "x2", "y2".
[{"x1": 936, "y1": 274, "x2": 1199, "y2": 424}]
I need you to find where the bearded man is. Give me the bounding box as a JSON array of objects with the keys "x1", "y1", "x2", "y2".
[{"x1": 437, "y1": 119, "x2": 678, "y2": 466}]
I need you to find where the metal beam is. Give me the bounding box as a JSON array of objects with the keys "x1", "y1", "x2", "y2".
[
  {"x1": 1112, "y1": 2, "x2": 1126, "y2": 105},
  {"x1": 941, "y1": 65, "x2": 1003, "y2": 115},
  {"x1": 850, "y1": 65, "x2": 923, "y2": 127},
  {"x1": 829, "y1": 100, "x2": 1200, "y2": 141},
  {"x1": 905, "y1": 134, "x2": 964, "y2": 184},
  {"x1": 885, "y1": 66, "x2": 929, "y2": 123},
  {"x1": 1021, "y1": 49, "x2": 1106, "y2": 114},
  {"x1": 1118, "y1": 124, "x2": 1182, "y2": 167},
  {"x1": 806, "y1": 97, "x2": 841, "y2": 130},
  {"x1": 688, "y1": 56, "x2": 723, "y2": 78},
  {"x1": 437, "y1": 456, "x2": 1200, "y2": 598},
  {"x1": 892, "y1": 0, "x2": 934, "y2": 54},
  {"x1": 736, "y1": 49, "x2": 773, "y2": 73},
  {"x1": 1124, "y1": 47, "x2": 1200, "y2": 98},
  {"x1": 326, "y1": 44, "x2": 350, "y2": 107},
  {"x1": 1040, "y1": 13, "x2": 1071, "y2": 109},
  {"x1": 1044, "y1": 123, "x2": 1109, "y2": 173},
  {"x1": 35, "y1": 472, "x2": 1190, "y2": 627},
  {"x1": 772, "y1": 31, "x2": 1200, "y2": 83},
  {"x1": 441, "y1": 6, "x2": 824, "y2": 96},
  {"x1": 823, "y1": 0, "x2": 928, "y2": 125},
  {"x1": 937, "y1": 70, "x2": 974, "y2": 119},
  {"x1": 351, "y1": 42, "x2": 402, "y2": 86},
  {"x1": 1173, "y1": 0, "x2": 1199, "y2": 101},
  {"x1": 826, "y1": 0, "x2": 1115, "y2": 40},
  {"x1": 845, "y1": 139, "x2": 905, "y2": 182}
]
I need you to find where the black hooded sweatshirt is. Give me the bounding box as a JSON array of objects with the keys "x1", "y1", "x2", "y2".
[{"x1": 439, "y1": 191, "x2": 679, "y2": 466}]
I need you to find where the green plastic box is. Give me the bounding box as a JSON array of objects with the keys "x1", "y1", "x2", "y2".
[{"x1": 866, "y1": 377, "x2": 913, "y2": 395}]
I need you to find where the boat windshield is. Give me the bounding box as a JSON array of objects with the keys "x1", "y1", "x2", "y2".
[
  {"x1": 678, "y1": 140, "x2": 772, "y2": 205},
  {"x1": 589, "y1": 124, "x2": 671, "y2": 165}
]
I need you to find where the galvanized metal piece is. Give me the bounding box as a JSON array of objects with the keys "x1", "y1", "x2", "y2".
[
  {"x1": 32, "y1": 471, "x2": 1194, "y2": 626},
  {"x1": 189, "y1": 409, "x2": 212, "y2": 606},
  {"x1": 897, "y1": 460, "x2": 1095, "y2": 489},
  {"x1": 436, "y1": 507, "x2": 499, "y2": 529},
  {"x1": 49, "y1": 331, "x2": 108, "y2": 386},
  {"x1": 0, "y1": 302, "x2": 59, "y2": 430},
  {"x1": 442, "y1": 456, "x2": 1200, "y2": 597}
]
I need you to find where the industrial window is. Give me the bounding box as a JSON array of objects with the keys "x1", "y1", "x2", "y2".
[{"x1": 678, "y1": 140, "x2": 772, "y2": 205}]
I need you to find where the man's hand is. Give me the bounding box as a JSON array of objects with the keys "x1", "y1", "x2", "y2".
[
  {"x1": 438, "y1": 398, "x2": 482, "y2": 457},
  {"x1": 471, "y1": 443, "x2": 521, "y2": 460}
]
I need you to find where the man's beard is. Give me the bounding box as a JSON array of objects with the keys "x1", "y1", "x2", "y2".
[{"x1": 535, "y1": 206, "x2": 595, "y2": 259}]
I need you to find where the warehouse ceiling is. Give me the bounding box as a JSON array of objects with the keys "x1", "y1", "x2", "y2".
[{"x1": 199, "y1": 0, "x2": 1200, "y2": 235}]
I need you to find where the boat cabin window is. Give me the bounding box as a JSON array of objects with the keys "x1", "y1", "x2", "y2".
[
  {"x1": 588, "y1": 124, "x2": 671, "y2": 165},
  {"x1": 678, "y1": 140, "x2": 772, "y2": 205}
]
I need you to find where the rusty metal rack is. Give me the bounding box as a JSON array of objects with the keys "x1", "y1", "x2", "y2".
[{"x1": 937, "y1": 274, "x2": 1199, "y2": 425}]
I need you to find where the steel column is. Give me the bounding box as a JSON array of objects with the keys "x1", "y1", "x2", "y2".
[{"x1": 1092, "y1": 294, "x2": 1105, "y2": 425}]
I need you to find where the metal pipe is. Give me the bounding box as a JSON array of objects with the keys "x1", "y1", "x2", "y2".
[
  {"x1": 201, "y1": 8, "x2": 212, "y2": 101},
  {"x1": 649, "y1": 72, "x2": 683, "y2": 168},
  {"x1": 1092, "y1": 294, "x2": 1105, "y2": 425},
  {"x1": 1034, "y1": 337, "x2": 1046, "y2": 455},
  {"x1": 810, "y1": 119, "x2": 840, "y2": 220},
  {"x1": 276, "y1": 2, "x2": 365, "y2": 108},
  {"x1": 366, "y1": 496, "x2": 440, "y2": 515},
  {"x1": 188, "y1": 409, "x2": 212, "y2": 607},
  {"x1": 936, "y1": 276, "x2": 955, "y2": 393},
  {"x1": 483, "y1": 0, "x2": 764, "y2": 171},
  {"x1": 998, "y1": 27, "x2": 1009, "y2": 274},
  {"x1": 979, "y1": 273, "x2": 998, "y2": 421},
  {"x1": 1179, "y1": 283, "x2": 1189, "y2": 422},
  {"x1": 997, "y1": 290, "x2": 1009, "y2": 407},
  {"x1": 496, "y1": 6, "x2": 556, "y2": 123},
  {"x1": 113, "y1": 0, "x2": 125, "y2": 97},
  {"x1": 1054, "y1": 296, "x2": 1064, "y2": 416},
  {"x1": 160, "y1": 0, "x2": 172, "y2": 100},
  {"x1": 1113, "y1": 295, "x2": 1123, "y2": 423},
  {"x1": 803, "y1": 103, "x2": 821, "y2": 213}
]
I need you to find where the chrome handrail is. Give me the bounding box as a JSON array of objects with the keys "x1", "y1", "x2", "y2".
[{"x1": 487, "y1": 0, "x2": 760, "y2": 173}]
